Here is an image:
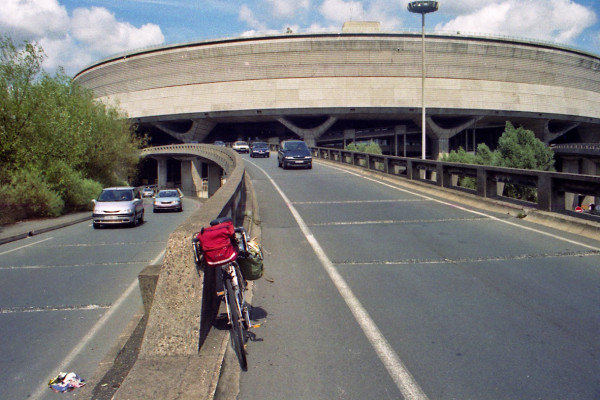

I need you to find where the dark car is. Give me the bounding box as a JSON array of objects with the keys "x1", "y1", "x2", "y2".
[
  {"x1": 250, "y1": 142, "x2": 270, "y2": 158},
  {"x1": 277, "y1": 140, "x2": 312, "y2": 169}
]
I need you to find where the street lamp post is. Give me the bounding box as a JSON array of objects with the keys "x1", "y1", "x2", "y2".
[{"x1": 408, "y1": 1, "x2": 439, "y2": 160}]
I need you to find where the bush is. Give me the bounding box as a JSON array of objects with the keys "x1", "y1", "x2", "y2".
[
  {"x1": 346, "y1": 140, "x2": 382, "y2": 154},
  {"x1": 45, "y1": 161, "x2": 103, "y2": 211},
  {"x1": 0, "y1": 169, "x2": 64, "y2": 224}
]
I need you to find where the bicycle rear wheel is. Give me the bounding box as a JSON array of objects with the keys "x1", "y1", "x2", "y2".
[{"x1": 225, "y1": 277, "x2": 247, "y2": 370}]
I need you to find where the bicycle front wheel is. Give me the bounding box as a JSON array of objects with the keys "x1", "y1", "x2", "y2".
[{"x1": 225, "y1": 277, "x2": 247, "y2": 370}]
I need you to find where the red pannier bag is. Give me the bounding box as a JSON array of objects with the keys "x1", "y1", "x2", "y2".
[{"x1": 197, "y1": 220, "x2": 238, "y2": 266}]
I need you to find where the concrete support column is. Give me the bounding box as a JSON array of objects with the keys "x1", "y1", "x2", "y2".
[
  {"x1": 191, "y1": 159, "x2": 204, "y2": 197},
  {"x1": 431, "y1": 138, "x2": 449, "y2": 160},
  {"x1": 157, "y1": 158, "x2": 168, "y2": 189},
  {"x1": 180, "y1": 159, "x2": 194, "y2": 196},
  {"x1": 394, "y1": 125, "x2": 406, "y2": 157},
  {"x1": 562, "y1": 158, "x2": 580, "y2": 209},
  {"x1": 581, "y1": 158, "x2": 599, "y2": 208},
  {"x1": 343, "y1": 129, "x2": 356, "y2": 149},
  {"x1": 207, "y1": 164, "x2": 222, "y2": 197}
]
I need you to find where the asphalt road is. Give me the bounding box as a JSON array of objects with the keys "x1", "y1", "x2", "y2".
[
  {"x1": 0, "y1": 197, "x2": 200, "y2": 400},
  {"x1": 237, "y1": 154, "x2": 600, "y2": 400}
]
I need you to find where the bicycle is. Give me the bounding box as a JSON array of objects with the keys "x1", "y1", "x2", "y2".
[{"x1": 192, "y1": 219, "x2": 252, "y2": 369}]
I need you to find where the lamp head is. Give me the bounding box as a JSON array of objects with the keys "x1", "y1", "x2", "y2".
[{"x1": 407, "y1": 1, "x2": 439, "y2": 14}]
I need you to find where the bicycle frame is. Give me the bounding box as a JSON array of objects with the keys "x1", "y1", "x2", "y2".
[{"x1": 192, "y1": 222, "x2": 252, "y2": 369}]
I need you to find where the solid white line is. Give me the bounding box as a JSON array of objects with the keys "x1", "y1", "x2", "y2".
[
  {"x1": 0, "y1": 237, "x2": 53, "y2": 256},
  {"x1": 247, "y1": 160, "x2": 429, "y2": 400},
  {"x1": 29, "y1": 248, "x2": 166, "y2": 400},
  {"x1": 322, "y1": 163, "x2": 600, "y2": 251}
]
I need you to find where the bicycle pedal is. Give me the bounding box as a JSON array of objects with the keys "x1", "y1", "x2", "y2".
[
  {"x1": 251, "y1": 324, "x2": 261, "y2": 329},
  {"x1": 216, "y1": 291, "x2": 225, "y2": 296}
]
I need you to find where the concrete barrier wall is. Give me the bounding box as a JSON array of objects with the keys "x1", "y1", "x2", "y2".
[{"x1": 109, "y1": 146, "x2": 252, "y2": 399}]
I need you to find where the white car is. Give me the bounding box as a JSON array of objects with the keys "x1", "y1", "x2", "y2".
[
  {"x1": 92, "y1": 187, "x2": 144, "y2": 228},
  {"x1": 153, "y1": 189, "x2": 183, "y2": 212},
  {"x1": 232, "y1": 141, "x2": 250, "y2": 153}
]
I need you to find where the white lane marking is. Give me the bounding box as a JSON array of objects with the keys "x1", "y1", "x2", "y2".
[
  {"x1": 0, "y1": 237, "x2": 54, "y2": 256},
  {"x1": 0, "y1": 260, "x2": 153, "y2": 270},
  {"x1": 1, "y1": 304, "x2": 111, "y2": 314},
  {"x1": 294, "y1": 199, "x2": 426, "y2": 205},
  {"x1": 311, "y1": 217, "x2": 487, "y2": 226},
  {"x1": 28, "y1": 248, "x2": 166, "y2": 400},
  {"x1": 247, "y1": 160, "x2": 429, "y2": 400},
  {"x1": 322, "y1": 163, "x2": 600, "y2": 252}
]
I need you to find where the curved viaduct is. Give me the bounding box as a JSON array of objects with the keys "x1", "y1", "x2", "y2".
[{"x1": 74, "y1": 24, "x2": 600, "y2": 173}]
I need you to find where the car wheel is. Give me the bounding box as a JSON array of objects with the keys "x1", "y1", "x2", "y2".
[
  {"x1": 139, "y1": 210, "x2": 144, "y2": 224},
  {"x1": 93, "y1": 223, "x2": 100, "y2": 229}
]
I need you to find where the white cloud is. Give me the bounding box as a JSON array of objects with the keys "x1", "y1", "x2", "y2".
[
  {"x1": 0, "y1": 0, "x2": 69, "y2": 41},
  {"x1": 239, "y1": 4, "x2": 267, "y2": 31},
  {"x1": 436, "y1": 0, "x2": 597, "y2": 45},
  {"x1": 320, "y1": 0, "x2": 365, "y2": 24},
  {"x1": 71, "y1": 7, "x2": 164, "y2": 55},
  {"x1": 265, "y1": 0, "x2": 311, "y2": 18},
  {"x1": 319, "y1": 0, "x2": 401, "y2": 29},
  {"x1": 0, "y1": 0, "x2": 164, "y2": 75}
]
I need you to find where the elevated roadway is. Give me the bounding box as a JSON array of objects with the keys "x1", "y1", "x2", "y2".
[{"x1": 3, "y1": 145, "x2": 597, "y2": 399}]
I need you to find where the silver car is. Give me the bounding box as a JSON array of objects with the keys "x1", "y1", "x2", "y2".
[
  {"x1": 153, "y1": 189, "x2": 183, "y2": 212},
  {"x1": 92, "y1": 187, "x2": 144, "y2": 228}
]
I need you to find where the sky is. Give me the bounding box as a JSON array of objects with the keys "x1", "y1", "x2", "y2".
[{"x1": 0, "y1": 0, "x2": 599, "y2": 77}]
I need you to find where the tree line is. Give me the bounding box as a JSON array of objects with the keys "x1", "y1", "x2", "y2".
[{"x1": 0, "y1": 37, "x2": 146, "y2": 224}]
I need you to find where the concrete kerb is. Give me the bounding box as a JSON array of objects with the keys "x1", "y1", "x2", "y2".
[
  {"x1": 316, "y1": 158, "x2": 600, "y2": 243},
  {"x1": 0, "y1": 214, "x2": 92, "y2": 245}
]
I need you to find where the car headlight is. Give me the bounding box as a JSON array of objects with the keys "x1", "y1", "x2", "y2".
[{"x1": 284, "y1": 156, "x2": 294, "y2": 160}]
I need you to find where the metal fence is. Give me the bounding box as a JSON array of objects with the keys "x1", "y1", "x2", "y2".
[{"x1": 308, "y1": 146, "x2": 600, "y2": 218}]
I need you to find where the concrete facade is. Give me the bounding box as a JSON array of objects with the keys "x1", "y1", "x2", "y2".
[{"x1": 74, "y1": 29, "x2": 600, "y2": 161}]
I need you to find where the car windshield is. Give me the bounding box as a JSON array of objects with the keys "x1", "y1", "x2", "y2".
[
  {"x1": 253, "y1": 142, "x2": 268, "y2": 148},
  {"x1": 98, "y1": 189, "x2": 133, "y2": 202},
  {"x1": 285, "y1": 142, "x2": 308, "y2": 151},
  {"x1": 158, "y1": 190, "x2": 179, "y2": 198},
  {"x1": 236, "y1": 141, "x2": 248, "y2": 145}
]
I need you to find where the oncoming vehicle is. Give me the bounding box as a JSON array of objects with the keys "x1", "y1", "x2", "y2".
[
  {"x1": 142, "y1": 187, "x2": 154, "y2": 197},
  {"x1": 232, "y1": 141, "x2": 250, "y2": 153},
  {"x1": 214, "y1": 140, "x2": 226, "y2": 147},
  {"x1": 250, "y1": 142, "x2": 270, "y2": 158},
  {"x1": 153, "y1": 189, "x2": 183, "y2": 212},
  {"x1": 92, "y1": 187, "x2": 144, "y2": 228},
  {"x1": 277, "y1": 140, "x2": 312, "y2": 169}
]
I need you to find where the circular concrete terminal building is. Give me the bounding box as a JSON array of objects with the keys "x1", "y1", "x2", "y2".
[{"x1": 74, "y1": 22, "x2": 600, "y2": 169}]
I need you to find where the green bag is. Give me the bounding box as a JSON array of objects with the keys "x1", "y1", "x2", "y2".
[{"x1": 238, "y1": 239, "x2": 264, "y2": 280}]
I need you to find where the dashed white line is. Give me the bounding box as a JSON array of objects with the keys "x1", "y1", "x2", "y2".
[
  {"x1": 0, "y1": 237, "x2": 54, "y2": 256},
  {"x1": 322, "y1": 163, "x2": 600, "y2": 251},
  {"x1": 28, "y1": 248, "x2": 167, "y2": 400}
]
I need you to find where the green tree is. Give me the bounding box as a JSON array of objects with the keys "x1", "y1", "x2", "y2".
[
  {"x1": 495, "y1": 122, "x2": 554, "y2": 171},
  {"x1": 0, "y1": 36, "x2": 45, "y2": 179},
  {"x1": 442, "y1": 122, "x2": 555, "y2": 201},
  {"x1": 0, "y1": 36, "x2": 146, "y2": 222}
]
